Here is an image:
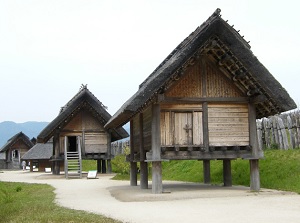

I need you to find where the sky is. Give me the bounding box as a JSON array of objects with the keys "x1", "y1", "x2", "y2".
[{"x1": 0, "y1": 0, "x2": 299, "y2": 123}]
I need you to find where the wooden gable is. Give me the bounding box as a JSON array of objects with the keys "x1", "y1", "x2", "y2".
[{"x1": 165, "y1": 58, "x2": 244, "y2": 98}]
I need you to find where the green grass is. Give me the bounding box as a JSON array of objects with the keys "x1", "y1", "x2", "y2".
[
  {"x1": 82, "y1": 159, "x2": 98, "y2": 171},
  {"x1": 0, "y1": 181, "x2": 120, "y2": 223},
  {"x1": 112, "y1": 149, "x2": 300, "y2": 194}
]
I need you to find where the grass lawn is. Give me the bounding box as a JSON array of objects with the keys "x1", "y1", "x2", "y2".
[
  {"x1": 112, "y1": 149, "x2": 300, "y2": 194},
  {"x1": 0, "y1": 181, "x2": 120, "y2": 223}
]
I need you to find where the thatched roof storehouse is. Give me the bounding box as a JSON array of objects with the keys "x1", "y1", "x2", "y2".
[
  {"x1": 0, "y1": 132, "x2": 34, "y2": 169},
  {"x1": 105, "y1": 9, "x2": 296, "y2": 193},
  {"x1": 36, "y1": 85, "x2": 128, "y2": 177}
]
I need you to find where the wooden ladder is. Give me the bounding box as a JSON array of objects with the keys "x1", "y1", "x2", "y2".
[{"x1": 64, "y1": 136, "x2": 82, "y2": 179}]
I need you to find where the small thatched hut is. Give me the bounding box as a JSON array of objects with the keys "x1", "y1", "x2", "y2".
[{"x1": 37, "y1": 85, "x2": 128, "y2": 178}]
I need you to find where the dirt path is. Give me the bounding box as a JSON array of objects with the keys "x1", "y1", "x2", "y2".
[{"x1": 1, "y1": 170, "x2": 300, "y2": 223}]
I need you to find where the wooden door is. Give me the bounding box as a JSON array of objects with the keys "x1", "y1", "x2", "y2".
[
  {"x1": 161, "y1": 111, "x2": 203, "y2": 146},
  {"x1": 174, "y1": 112, "x2": 193, "y2": 145}
]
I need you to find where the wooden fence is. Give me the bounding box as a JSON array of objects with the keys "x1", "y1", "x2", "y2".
[
  {"x1": 111, "y1": 140, "x2": 130, "y2": 156},
  {"x1": 257, "y1": 110, "x2": 300, "y2": 150}
]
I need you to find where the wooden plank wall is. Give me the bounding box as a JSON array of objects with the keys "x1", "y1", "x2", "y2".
[
  {"x1": 85, "y1": 132, "x2": 107, "y2": 153},
  {"x1": 208, "y1": 103, "x2": 249, "y2": 146}
]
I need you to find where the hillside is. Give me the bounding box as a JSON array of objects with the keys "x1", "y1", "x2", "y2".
[{"x1": 0, "y1": 121, "x2": 49, "y2": 147}]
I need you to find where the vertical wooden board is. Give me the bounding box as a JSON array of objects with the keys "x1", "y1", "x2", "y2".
[
  {"x1": 160, "y1": 112, "x2": 166, "y2": 146},
  {"x1": 165, "y1": 59, "x2": 202, "y2": 98},
  {"x1": 160, "y1": 111, "x2": 171, "y2": 146},
  {"x1": 187, "y1": 113, "x2": 193, "y2": 144},
  {"x1": 174, "y1": 113, "x2": 183, "y2": 144},
  {"x1": 174, "y1": 112, "x2": 193, "y2": 145},
  {"x1": 193, "y1": 112, "x2": 203, "y2": 145},
  {"x1": 165, "y1": 112, "x2": 171, "y2": 145},
  {"x1": 206, "y1": 62, "x2": 243, "y2": 97}
]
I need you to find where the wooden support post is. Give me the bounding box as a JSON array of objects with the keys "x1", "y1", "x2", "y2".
[
  {"x1": 151, "y1": 103, "x2": 162, "y2": 194},
  {"x1": 250, "y1": 159, "x2": 260, "y2": 191},
  {"x1": 140, "y1": 162, "x2": 148, "y2": 189},
  {"x1": 107, "y1": 131, "x2": 112, "y2": 173},
  {"x1": 130, "y1": 162, "x2": 138, "y2": 186},
  {"x1": 101, "y1": 159, "x2": 106, "y2": 173},
  {"x1": 203, "y1": 160, "x2": 211, "y2": 184},
  {"x1": 223, "y1": 159, "x2": 232, "y2": 187},
  {"x1": 130, "y1": 120, "x2": 137, "y2": 186},
  {"x1": 249, "y1": 103, "x2": 261, "y2": 191},
  {"x1": 97, "y1": 160, "x2": 102, "y2": 173},
  {"x1": 53, "y1": 133, "x2": 60, "y2": 175},
  {"x1": 139, "y1": 113, "x2": 148, "y2": 189},
  {"x1": 29, "y1": 160, "x2": 33, "y2": 172},
  {"x1": 152, "y1": 161, "x2": 162, "y2": 193}
]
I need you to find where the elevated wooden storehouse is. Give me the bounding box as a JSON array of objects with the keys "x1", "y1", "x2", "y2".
[
  {"x1": 37, "y1": 85, "x2": 128, "y2": 178},
  {"x1": 0, "y1": 132, "x2": 34, "y2": 169},
  {"x1": 105, "y1": 9, "x2": 296, "y2": 193}
]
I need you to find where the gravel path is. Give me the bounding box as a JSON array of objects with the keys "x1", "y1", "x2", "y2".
[{"x1": 1, "y1": 170, "x2": 300, "y2": 223}]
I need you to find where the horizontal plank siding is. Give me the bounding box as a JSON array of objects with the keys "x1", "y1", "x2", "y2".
[
  {"x1": 85, "y1": 132, "x2": 108, "y2": 153},
  {"x1": 208, "y1": 103, "x2": 249, "y2": 146}
]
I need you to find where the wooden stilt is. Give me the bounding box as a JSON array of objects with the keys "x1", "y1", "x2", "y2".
[
  {"x1": 97, "y1": 160, "x2": 102, "y2": 173},
  {"x1": 30, "y1": 160, "x2": 33, "y2": 172},
  {"x1": 223, "y1": 159, "x2": 232, "y2": 187},
  {"x1": 139, "y1": 113, "x2": 148, "y2": 189},
  {"x1": 140, "y1": 161, "x2": 148, "y2": 189},
  {"x1": 107, "y1": 130, "x2": 112, "y2": 173},
  {"x1": 203, "y1": 160, "x2": 211, "y2": 184},
  {"x1": 130, "y1": 162, "x2": 137, "y2": 186},
  {"x1": 101, "y1": 159, "x2": 106, "y2": 173},
  {"x1": 107, "y1": 160, "x2": 112, "y2": 173},
  {"x1": 53, "y1": 133, "x2": 60, "y2": 175},
  {"x1": 151, "y1": 103, "x2": 162, "y2": 194},
  {"x1": 152, "y1": 161, "x2": 162, "y2": 193},
  {"x1": 250, "y1": 159, "x2": 260, "y2": 191}
]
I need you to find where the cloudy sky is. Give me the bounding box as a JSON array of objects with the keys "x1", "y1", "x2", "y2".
[{"x1": 0, "y1": 0, "x2": 299, "y2": 123}]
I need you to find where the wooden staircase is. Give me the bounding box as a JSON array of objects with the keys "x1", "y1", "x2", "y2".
[{"x1": 64, "y1": 136, "x2": 82, "y2": 179}]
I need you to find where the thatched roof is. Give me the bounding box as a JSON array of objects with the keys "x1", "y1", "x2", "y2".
[
  {"x1": 0, "y1": 132, "x2": 34, "y2": 152},
  {"x1": 105, "y1": 8, "x2": 296, "y2": 129},
  {"x1": 22, "y1": 142, "x2": 52, "y2": 160},
  {"x1": 37, "y1": 85, "x2": 128, "y2": 143}
]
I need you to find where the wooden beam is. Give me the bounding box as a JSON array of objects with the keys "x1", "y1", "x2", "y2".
[
  {"x1": 139, "y1": 113, "x2": 148, "y2": 189},
  {"x1": 223, "y1": 159, "x2": 232, "y2": 187},
  {"x1": 163, "y1": 97, "x2": 249, "y2": 103},
  {"x1": 203, "y1": 160, "x2": 211, "y2": 184},
  {"x1": 151, "y1": 103, "x2": 163, "y2": 193},
  {"x1": 147, "y1": 150, "x2": 252, "y2": 160}
]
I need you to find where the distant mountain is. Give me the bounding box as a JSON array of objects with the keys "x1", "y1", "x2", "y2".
[{"x1": 0, "y1": 121, "x2": 49, "y2": 147}]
